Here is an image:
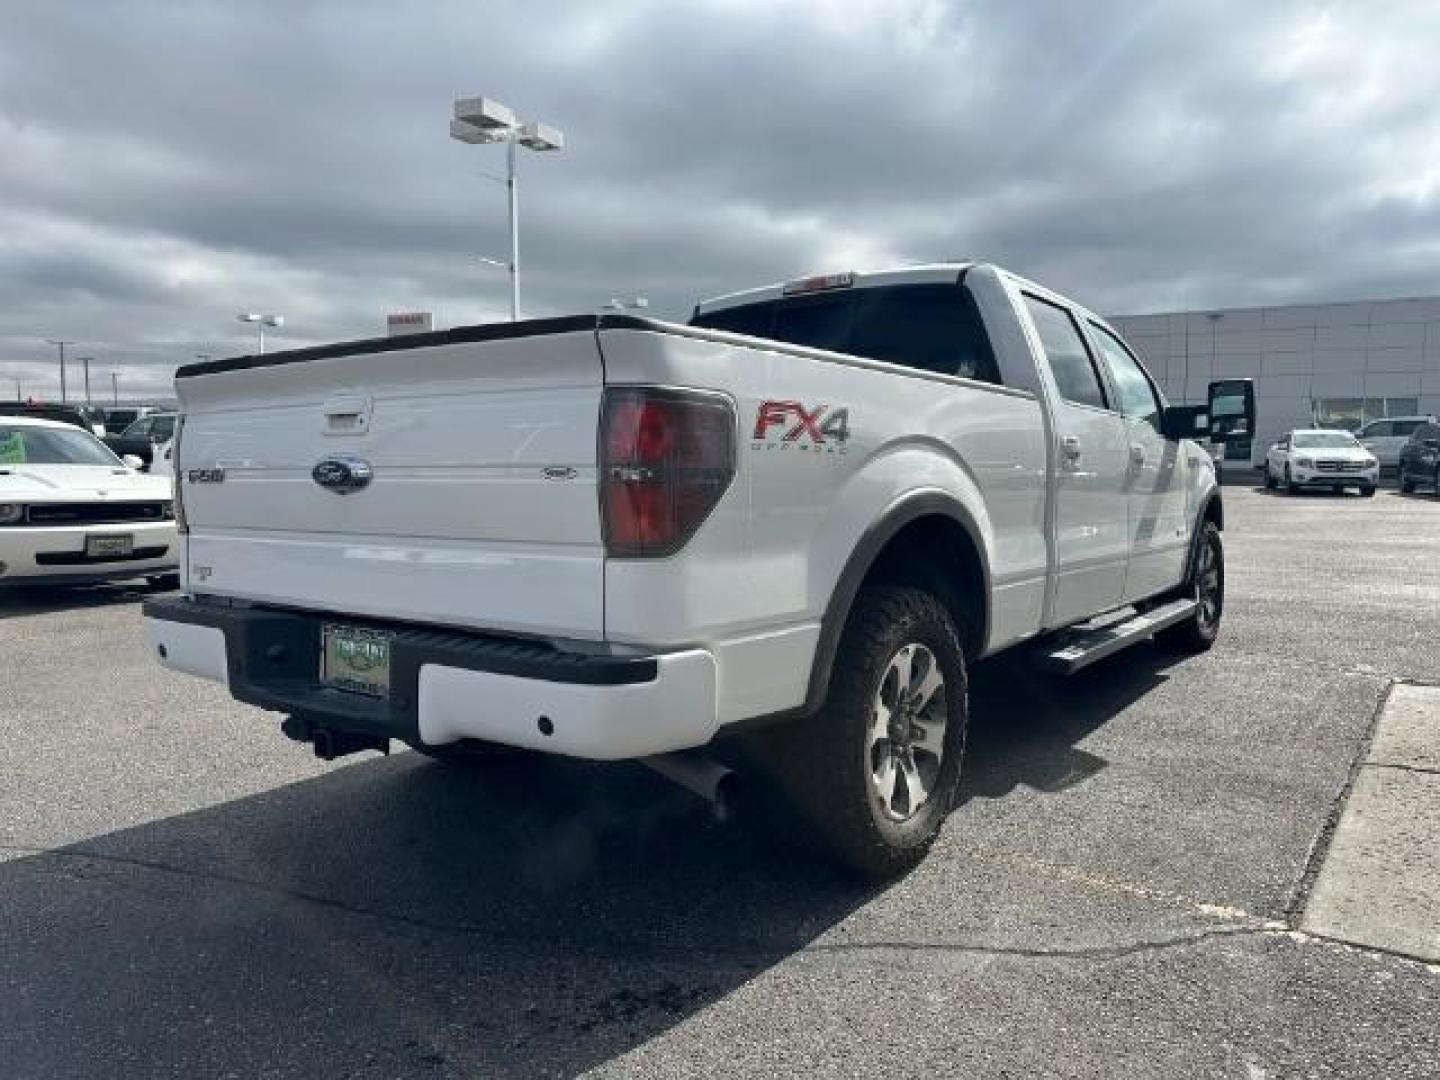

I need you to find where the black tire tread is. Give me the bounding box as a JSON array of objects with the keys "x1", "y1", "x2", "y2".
[
  {"x1": 772, "y1": 585, "x2": 968, "y2": 879},
  {"x1": 1156, "y1": 521, "x2": 1223, "y2": 655}
]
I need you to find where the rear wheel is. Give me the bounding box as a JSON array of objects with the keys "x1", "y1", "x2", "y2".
[
  {"x1": 1156, "y1": 522, "x2": 1224, "y2": 654},
  {"x1": 1361, "y1": 484, "x2": 1376, "y2": 498},
  {"x1": 770, "y1": 585, "x2": 968, "y2": 878}
]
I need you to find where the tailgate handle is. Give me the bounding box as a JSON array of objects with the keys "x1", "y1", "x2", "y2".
[{"x1": 322, "y1": 395, "x2": 371, "y2": 435}]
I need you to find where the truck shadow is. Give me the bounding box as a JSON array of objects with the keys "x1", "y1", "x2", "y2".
[
  {"x1": 1, "y1": 750, "x2": 876, "y2": 1079},
  {"x1": 3, "y1": 646, "x2": 1184, "y2": 1078},
  {"x1": 962, "y1": 646, "x2": 1183, "y2": 800}
]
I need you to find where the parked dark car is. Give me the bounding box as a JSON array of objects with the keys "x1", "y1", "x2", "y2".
[
  {"x1": 100, "y1": 405, "x2": 159, "y2": 432},
  {"x1": 0, "y1": 401, "x2": 107, "y2": 434},
  {"x1": 1398, "y1": 421, "x2": 1440, "y2": 495},
  {"x1": 103, "y1": 411, "x2": 177, "y2": 467}
]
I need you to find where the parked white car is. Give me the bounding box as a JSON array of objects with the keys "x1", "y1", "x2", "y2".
[
  {"x1": 1264, "y1": 429, "x2": 1378, "y2": 496},
  {"x1": 0, "y1": 417, "x2": 178, "y2": 585},
  {"x1": 1356, "y1": 415, "x2": 1438, "y2": 469}
]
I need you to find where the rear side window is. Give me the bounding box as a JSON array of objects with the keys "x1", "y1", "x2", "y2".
[
  {"x1": 691, "y1": 283, "x2": 1000, "y2": 383},
  {"x1": 1392, "y1": 420, "x2": 1425, "y2": 437},
  {"x1": 1411, "y1": 423, "x2": 1440, "y2": 443},
  {"x1": 1022, "y1": 295, "x2": 1108, "y2": 410}
]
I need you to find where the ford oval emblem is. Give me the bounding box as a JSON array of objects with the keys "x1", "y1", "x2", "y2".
[{"x1": 312, "y1": 454, "x2": 373, "y2": 494}]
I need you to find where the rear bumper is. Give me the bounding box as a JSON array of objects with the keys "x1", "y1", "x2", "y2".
[{"x1": 142, "y1": 595, "x2": 720, "y2": 760}]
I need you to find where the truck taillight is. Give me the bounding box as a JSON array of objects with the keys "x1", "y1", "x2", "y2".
[{"x1": 600, "y1": 387, "x2": 735, "y2": 558}]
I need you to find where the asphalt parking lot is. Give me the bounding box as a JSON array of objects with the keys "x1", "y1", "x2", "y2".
[{"x1": 2, "y1": 485, "x2": 1438, "y2": 1079}]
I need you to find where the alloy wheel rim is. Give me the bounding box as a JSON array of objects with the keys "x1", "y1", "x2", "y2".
[
  {"x1": 1197, "y1": 536, "x2": 1222, "y2": 627},
  {"x1": 868, "y1": 643, "x2": 947, "y2": 822}
]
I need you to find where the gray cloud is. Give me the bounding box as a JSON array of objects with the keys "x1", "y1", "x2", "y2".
[{"x1": 3, "y1": 0, "x2": 1439, "y2": 400}]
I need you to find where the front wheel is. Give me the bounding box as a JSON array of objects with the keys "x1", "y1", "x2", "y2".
[
  {"x1": 1263, "y1": 466, "x2": 1276, "y2": 490},
  {"x1": 1285, "y1": 466, "x2": 1300, "y2": 495},
  {"x1": 1400, "y1": 472, "x2": 1416, "y2": 494},
  {"x1": 1156, "y1": 522, "x2": 1224, "y2": 654},
  {"x1": 770, "y1": 585, "x2": 968, "y2": 878}
]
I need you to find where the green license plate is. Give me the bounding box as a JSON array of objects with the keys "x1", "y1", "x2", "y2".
[
  {"x1": 86, "y1": 534, "x2": 134, "y2": 558},
  {"x1": 320, "y1": 624, "x2": 392, "y2": 698}
]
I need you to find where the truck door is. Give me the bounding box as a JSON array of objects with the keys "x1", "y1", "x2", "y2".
[
  {"x1": 1020, "y1": 294, "x2": 1130, "y2": 628},
  {"x1": 1086, "y1": 322, "x2": 1190, "y2": 602}
]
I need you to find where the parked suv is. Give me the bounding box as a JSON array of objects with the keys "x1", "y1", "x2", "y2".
[
  {"x1": 1357, "y1": 415, "x2": 1438, "y2": 469},
  {"x1": 1398, "y1": 421, "x2": 1440, "y2": 495},
  {"x1": 0, "y1": 401, "x2": 108, "y2": 436}
]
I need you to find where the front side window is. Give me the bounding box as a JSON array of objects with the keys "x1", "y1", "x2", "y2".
[
  {"x1": 0, "y1": 425, "x2": 122, "y2": 466},
  {"x1": 1022, "y1": 294, "x2": 1108, "y2": 410},
  {"x1": 121, "y1": 418, "x2": 152, "y2": 440},
  {"x1": 151, "y1": 416, "x2": 176, "y2": 441},
  {"x1": 1089, "y1": 322, "x2": 1161, "y2": 429}
]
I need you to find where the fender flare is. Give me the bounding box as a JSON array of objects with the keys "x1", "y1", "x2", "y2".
[{"x1": 802, "y1": 491, "x2": 991, "y2": 713}]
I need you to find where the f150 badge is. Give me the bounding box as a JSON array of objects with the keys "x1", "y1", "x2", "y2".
[{"x1": 753, "y1": 400, "x2": 850, "y2": 454}]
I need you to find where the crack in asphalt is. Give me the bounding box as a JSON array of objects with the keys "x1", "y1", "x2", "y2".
[
  {"x1": 0, "y1": 841, "x2": 1314, "y2": 969},
  {"x1": 1368, "y1": 761, "x2": 1440, "y2": 777}
]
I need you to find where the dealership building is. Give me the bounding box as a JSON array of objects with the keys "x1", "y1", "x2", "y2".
[{"x1": 1110, "y1": 295, "x2": 1440, "y2": 463}]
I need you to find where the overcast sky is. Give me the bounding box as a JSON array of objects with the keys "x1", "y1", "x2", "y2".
[{"x1": 3, "y1": 0, "x2": 1439, "y2": 399}]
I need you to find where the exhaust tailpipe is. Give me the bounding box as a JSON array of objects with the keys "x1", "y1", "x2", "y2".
[{"x1": 641, "y1": 751, "x2": 738, "y2": 824}]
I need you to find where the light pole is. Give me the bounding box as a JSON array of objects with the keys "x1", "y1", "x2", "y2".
[
  {"x1": 77, "y1": 356, "x2": 94, "y2": 404},
  {"x1": 450, "y1": 96, "x2": 564, "y2": 321},
  {"x1": 45, "y1": 339, "x2": 74, "y2": 403},
  {"x1": 110, "y1": 371, "x2": 119, "y2": 406},
  {"x1": 237, "y1": 313, "x2": 283, "y2": 354}
]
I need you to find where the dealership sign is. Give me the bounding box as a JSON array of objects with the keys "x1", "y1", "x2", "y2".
[{"x1": 387, "y1": 312, "x2": 433, "y2": 337}]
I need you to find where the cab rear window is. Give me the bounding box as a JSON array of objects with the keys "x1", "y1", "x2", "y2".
[{"x1": 691, "y1": 283, "x2": 1000, "y2": 383}]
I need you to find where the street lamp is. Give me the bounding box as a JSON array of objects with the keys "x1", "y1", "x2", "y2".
[
  {"x1": 110, "y1": 371, "x2": 119, "y2": 406},
  {"x1": 450, "y1": 95, "x2": 564, "y2": 321},
  {"x1": 237, "y1": 312, "x2": 283, "y2": 355},
  {"x1": 76, "y1": 357, "x2": 94, "y2": 404},
  {"x1": 44, "y1": 339, "x2": 74, "y2": 403}
]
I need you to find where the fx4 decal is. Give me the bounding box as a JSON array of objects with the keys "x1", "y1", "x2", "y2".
[{"x1": 753, "y1": 400, "x2": 850, "y2": 454}]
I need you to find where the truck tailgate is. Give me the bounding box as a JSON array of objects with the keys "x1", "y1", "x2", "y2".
[{"x1": 175, "y1": 321, "x2": 605, "y2": 639}]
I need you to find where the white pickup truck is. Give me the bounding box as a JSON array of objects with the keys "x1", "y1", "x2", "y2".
[{"x1": 144, "y1": 263, "x2": 1253, "y2": 875}]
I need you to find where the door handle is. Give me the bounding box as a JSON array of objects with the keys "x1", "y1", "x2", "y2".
[{"x1": 1061, "y1": 436, "x2": 1082, "y2": 465}]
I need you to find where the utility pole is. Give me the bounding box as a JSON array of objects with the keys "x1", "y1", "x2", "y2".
[
  {"x1": 77, "y1": 356, "x2": 94, "y2": 404},
  {"x1": 110, "y1": 371, "x2": 119, "y2": 406},
  {"x1": 45, "y1": 339, "x2": 74, "y2": 403}
]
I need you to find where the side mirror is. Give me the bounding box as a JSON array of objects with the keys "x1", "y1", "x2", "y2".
[
  {"x1": 1161, "y1": 404, "x2": 1207, "y2": 441},
  {"x1": 121, "y1": 453, "x2": 145, "y2": 470},
  {"x1": 1206, "y1": 378, "x2": 1256, "y2": 443}
]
